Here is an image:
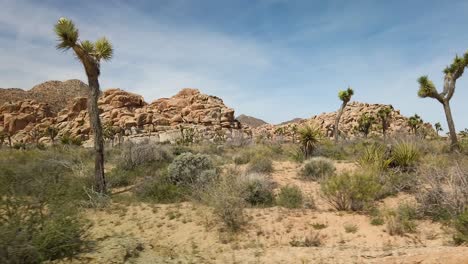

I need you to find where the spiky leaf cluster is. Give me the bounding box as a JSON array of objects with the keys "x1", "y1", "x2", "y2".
[
  {"x1": 377, "y1": 106, "x2": 392, "y2": 119},
  {"x1": 443, "y1": 52, "x2": 468, "y2": 76},
  {"x1": 434, "y1": 122, "x2": 442, "y2": 132},
  {"x1": 417, "y1": 76, "x2": 438, "y2": 98},
  {"x1": 408, "y1": 114, "x2": 423, "y2": 131},
  {"x1": 54, "y1": 17, "x2": 113, "y2": 63},
  {"x1": 338, "y1": 87, "x2": 354, "y2": 103}
]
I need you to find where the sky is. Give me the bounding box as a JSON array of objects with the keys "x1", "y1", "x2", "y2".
[{"x1": 1, "y1": 0, "x2": 468, "y2": 129}]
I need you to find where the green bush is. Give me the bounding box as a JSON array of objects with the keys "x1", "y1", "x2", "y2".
[
  {"x1": 321, "y1": 171, "x2": 381, "y2": 211},
  {"x1": 357, "y1": 143, "x2": 392, "y2": 171},
  {"x1": 277, "y1": 185, "x2": 303, "y2": 209},
  {"x1": 120, "y1": 141, "x2": 173, "y2": 170},
  {"x1": 203, "y1": 173, "x2": 247, "y2": 232},
  {"x1": 233, "y1": 150, "x2": 252, "y2": 165},
  {"x1": 167, "y1": 152, "x2": 215, "y2": 186},
  {"x1": 385, "y1": 204, "x2": 419, "y2": 236},
  {"x1": 299, "y1": 157, "x2": 335, "y2": 181},
  {"x1": 454, "y1": 210, "x2": 468, "y2": 245},
  {"x1": 242, "y1": 173, "x2": 275, "y2": 207},
  {"x1": 134, "y1": 175, "x2": 186, "y2": 203},
  {"x1": 247, "y1": 155, "x2": 273, "y2": 174},
  {"x1": 390, "y1": 140, "x2": 420, "y2": 170},
  {"x1": 0, "y1": 149, "x2": 89, "y2": 263}
]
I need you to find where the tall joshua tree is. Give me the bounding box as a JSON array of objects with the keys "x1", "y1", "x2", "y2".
[
  {"x1": 334, "y1": 87, "x2": 354, "y2": 143},
  {"x1": 377, "y1": 106, "x2": 392, "y2": 139},
  {"x1": 54, "y1": 18, "x2": 113, "y2": 193},
  {"x1": 418, "y1": 51, "x2": 468, "y2": 150}
]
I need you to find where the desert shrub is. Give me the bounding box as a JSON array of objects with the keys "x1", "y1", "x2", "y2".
[
  {"x1": 453, "y1": 210, "x2": 468, "y2": 245},
  {"x1": 385, "y1": 204, "x2": 419, "y2": 236},
  {"x1": 370, "y1": 217, "x2": 385, "y2": 226},
  {"x1": 60, "y1": 133, "x2": 82, "y2": 146},
  {"x1": 134, "y1": 174, "x2": 186, "y2": 203},
  {"x1": 233, "y1": 150, "x2": 252, "y2": 165},
  {"x1": 321, "y1": 171, "x2": 381, "y2": 211},
  {"x1": 299, "y1": 157, "x2": 335, "y2": 181},
  {"x1": 389, "y1": 140, "x2": 420, "y2": 170},
  {"x1": 241, "y1": 173, "x2": 275, "y2": 207},
  {"x1": 357, "y1": 143, "x2": 392, "y2": 171},
  {"x1": 203, "y1": 173, "x2": 247, "y2": 232},
  {"x1": 416, "y1": 163, "x2": 468, "y2": 220},
  {"x1": 314, "y1": 140, "x2": 348, "y2": 160},
  {"x1": 344, "y1": 223, "x2": 358, "y2": 233},
  {"x1": 289, "y1": 232, "x2": 323, "y2": 247},
  {"x1": 247, "y1": 155, "x2": 274, "y2": 174},
  {"x1": 167, "y1": 152, "x2": 216, "y2": 186},
  {"x1": 120, "y1": 141, "x2": 173, "y2": 170},
  {"x1": 378, "y1": 170, "x2": 418, "y2": 198},
  {"x1": 0, "y1": 150, "x2": 89, "y2": 263},
  {"x1": 277, "y1": 185, "x2": 303, "y2": 209},
  {"x1": 287, "y1": 145, "x2": 306, "y2": 163}
]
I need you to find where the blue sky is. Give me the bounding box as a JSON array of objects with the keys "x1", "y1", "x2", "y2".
[{"x1": 1, "y1": 0, "x2": 468, "y2": 130}]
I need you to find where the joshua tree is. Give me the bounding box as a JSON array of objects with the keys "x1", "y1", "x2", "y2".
[
  {"x1": 290, "y1": 124, "x2": 298, "y2": 142},
  {"x1": 54, "y1": 17, "x2": 113, "y2": 193},
  {"x1": 377, "y1": 106, "x2": 392, "y2": 139},
  {"x1": 0, "y1": 131, "x2": 5, "y2": 148},
  {"x1": 417, "y1": 51, "x2": 468, "y2": 150},
  {"x1": 298, "y1": 124, "x2": 321, "y2": 158},
  {"x1": 408, "y1": 114, "x2": 423, "y2": 135},
  {"x1": 334, "y1": 87, "x2": 354, "y2": 143},
  {"x1": 103, "y1": 123, "x2": 116, "y2": 147},
  {"x1": 434, "y1": 122, "x2": 443, "y2": 136},
  {"x1": 356, "y1": 113, "x2": 375, "y2": 138}
]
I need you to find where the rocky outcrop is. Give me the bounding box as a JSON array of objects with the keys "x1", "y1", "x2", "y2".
[
  {"x1": 0, "y1": 80, "x2": 88, "y2": 114},
  {"x1": 236, "y1": 114, "x2": 268, "y2": 128},
  {"x1": 0, "y1": 83, "x2": 247, "y2": 145},
  {"x1": 253, "y1": 102, "x2": 435, "y2": 141}
]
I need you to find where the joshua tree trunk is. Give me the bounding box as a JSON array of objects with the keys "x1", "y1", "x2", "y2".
[
  {"x1": 88, "y1": 76, "x2": 106, "y2": 193},
  {"x1": 334, "y1": 103, "x2": 346, "y2": 143},
  {"x1": 442, "y1": 100, "x2": 459, "y2": 150}
]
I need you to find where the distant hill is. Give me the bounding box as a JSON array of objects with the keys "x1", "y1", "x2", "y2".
[
  {"x1": 236, "y1": 114, "x2": 268, "y2": 128},
  {"x1": 0, "y1": 79, "x2": 88, "y2": 113},
  {"x1": 278, "y1": 117, "x2": 305, "y2": 125}
]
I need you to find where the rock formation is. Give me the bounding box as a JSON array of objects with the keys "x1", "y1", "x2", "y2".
[
  {"x1": 253, "y1": 102, "x2": 435, "y2": 141},
  {"x1": 0, "y1": 81, "x2": 247, "y2": 145}
]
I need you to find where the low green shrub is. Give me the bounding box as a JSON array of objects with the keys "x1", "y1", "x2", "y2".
[
  {"x1": 453, "y1": 210, "x2": 468, "y2": 245},
  {"x1": 299, "y1": 157, "x2": 335, "y2": 181},
  {"x1": 321, "y1": 171, "x2": 381, "y2": 211},
  {"x1": 167, "y1": 152, "x2": 216, "y2": 186},
  {"x1": 385, "y1": 204, "x2": 419, "y2": 236},
  {"x1": 247, "y1": 155, "x2": 274, "y2": 174},
  {"x1": 277, "y1": 185, "x2": 303, "y2": 209},
  {"x1": 233, "y1": 151, "x2": 252, "y2": 165},
  {"x1": 120, "y1": 141, "x2": 173, "y2": 170},
  {"x1": 0, "y1": 149, "x2": 89, "y2": 263},
  {"x1": 134, "y1": 175, "x2": 186, "y2": 203},
  {"x1": 242, "y1": 173, "x2": 275, "y2": 207},
  {"x1": 203, "y1": 173, "x2": 247, "y2": 232}
]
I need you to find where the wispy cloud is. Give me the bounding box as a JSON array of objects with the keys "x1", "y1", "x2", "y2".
[{"x1": 1, "y1": 0, "x2": 468, "y2": 130}]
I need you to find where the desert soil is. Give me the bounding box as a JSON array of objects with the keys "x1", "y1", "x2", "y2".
[{"x1": 61, "y1": 161, "x2": 468, "y2": 264}]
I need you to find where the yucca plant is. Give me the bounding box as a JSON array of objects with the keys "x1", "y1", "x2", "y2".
[
  {"x1": 334, "y1": 87, "x2": 354, "y2": 143},
  {"x1": 417, "y1": 50, "x2": 468, "y2": 150},
  {"x1": 54, "y1": 17, "x2": 114, "y2": 193},
  {"x1": 298, "y1": 125, "x2": 321, "y2": 158},
  {"x1": 358, "y1": 143, "x2": 392, "y2": 172},
  {"x1": 390, "y1": 140, "x2": 420, "y2": 171}
]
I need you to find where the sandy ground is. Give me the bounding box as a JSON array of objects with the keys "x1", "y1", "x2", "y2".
[{"x1": 61, "y1": 161, "x2": 468, "y2": 264}]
